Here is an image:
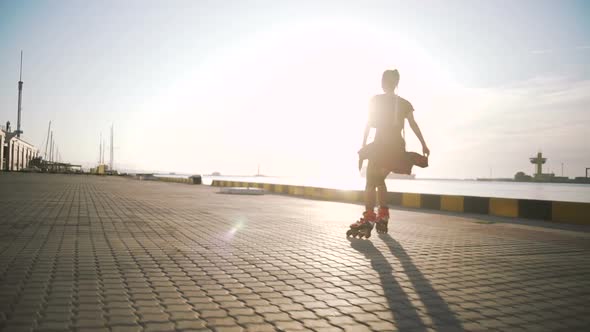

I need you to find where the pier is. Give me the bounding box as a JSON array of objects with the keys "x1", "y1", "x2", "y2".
[{"x1": 1, "y1": 173, "x2": 589, "y2": 331}]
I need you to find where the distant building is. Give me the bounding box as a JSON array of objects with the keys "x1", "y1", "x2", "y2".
[
  {"x1": 516, "y1": 151, "x2": 576, "y2": 183},
  {"x1": 529, "y1": 152, "x2": 554, "y2": 180},
  {"x1": 514, "y1": 171, "x2": 532, "y2": 181},
  {"x1": 1, "y1": 127, "x2": 38, "y2": 171}
]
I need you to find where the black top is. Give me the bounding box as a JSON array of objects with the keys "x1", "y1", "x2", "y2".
[{"x1": 368, "y1": 93, "x2": 414, "y2": 144}]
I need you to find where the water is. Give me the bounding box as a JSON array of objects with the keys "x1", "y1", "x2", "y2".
[{"x1": 154, "y1": 174, "x2": 590, "y2": 203}]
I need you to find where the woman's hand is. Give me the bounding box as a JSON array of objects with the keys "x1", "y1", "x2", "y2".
[{"x1": 423, "y1": 145, "x2": 430, "y2": 157}]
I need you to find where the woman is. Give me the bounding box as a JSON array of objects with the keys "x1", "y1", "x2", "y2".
[{"x1": 347, "y1": 69, "x2": 430, "y2": 238}]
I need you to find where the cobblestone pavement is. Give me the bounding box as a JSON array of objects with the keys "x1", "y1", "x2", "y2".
[{"x1": 1, "y1": 173, "x2": 589, "y2": 332}]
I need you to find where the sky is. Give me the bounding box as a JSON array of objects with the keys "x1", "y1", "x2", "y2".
[{"x1": 0, "y1": 0, "x2": 589, "y2": 179}]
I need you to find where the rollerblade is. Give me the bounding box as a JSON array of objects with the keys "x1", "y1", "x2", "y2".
[
  {"x1": 376, "y1": 207, "x2": 389, "y2": 234},
  {"x1": 347, "y1": 211, "x2": 376, "y2": 239}
]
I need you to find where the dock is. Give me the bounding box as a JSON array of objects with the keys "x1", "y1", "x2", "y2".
[{"x1": 1, "y1": 173, "x2": 589, "y2": 331}]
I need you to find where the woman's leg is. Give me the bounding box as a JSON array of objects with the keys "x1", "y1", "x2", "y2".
[
  {"x1": 347, "y1": 161, "x2": 378, "y2": 238},
  {"x1": 375, "y1": 169, "x2": 390, "y2": 233},
  {"x1": 365, "y1": 161, "x2": 379, "y2": 212},
  {"x1": 376, "y1": 169, "x2": 389, "y2": 208},
  {"x1": 365, "y1": 183, "x2": 376, "y2": 212}
]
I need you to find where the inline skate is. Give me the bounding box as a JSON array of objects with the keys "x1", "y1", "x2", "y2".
[
  {"x1": 347, "y1": 211, "x2": 376, "y2": 239},
  {"x1": 375, "y1": 207, "x2": 389, "y2": 234}
]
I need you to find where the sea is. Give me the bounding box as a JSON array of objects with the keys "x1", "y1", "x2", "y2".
[{"x1": 153, "y1": 174, "x2": 590, "y2": 203}]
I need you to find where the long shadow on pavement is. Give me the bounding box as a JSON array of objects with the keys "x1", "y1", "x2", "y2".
[{"x1": 349, "y1": 234, "x2": 463, "y2": 331}]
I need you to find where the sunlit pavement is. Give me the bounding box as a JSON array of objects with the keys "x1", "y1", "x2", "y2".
[{"x1": 1, "y1": 173, "x2": 589, "y2": 332}]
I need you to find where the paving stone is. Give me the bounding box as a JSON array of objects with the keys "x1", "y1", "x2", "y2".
[
  {"x1": 234, "y1": 314, "x2": 265, "y2": 325},
  {"x1": 312, "y1": 327, "x2": 344, "y2": 332},
  {"x1": 242, "y1": 323, "x2": 277, "y2": 332},
  {"x1": 107, "y1": 315, "x2": 139, "y2": 326},
  {"x1": 341, "y1": 325, "x2": 372, "y2": 332},
  {"x1": 73, "y1": 318, "x2": 106, "y2": 328},
  {"x1": 301, "y1": 318, "x2": 334, "y2": 329},
  {"x1": 0, "y1": 174, "x2": 588, "y2": 332},
  {"x1": 169, "y1": 310, "x2": 201, "y2": 321},
  {"x1": 206, "y1": 316, "x2": 238, "y2": 326},
  {"x1": 199, "y1": 309, "x2": 229, "y2": 319},
  {"x1": 336, "y1": 305, "x2": 365, "y2": 315},
  {"x1": 174, "y1": 319, "x2": 208, "y2": 330},
  {"x1": 273, "y1": 320, "x2": 307, "y2": 331},
  {"x1": 461, "y1": 321, "x2": 486, "y2": 331},
  {"x1": 214, "y1": 327, "x2": 244, "y2": 332},
  {"x1": 75, "y1": 328, "x2": 110, "y2": 332},
  {"x1": 105, "y1": 301, "x2": 134, "y2": 309},
  {"x1": 327, "y1": 315, "x2": 357, "y2": 325},
  {"x1": 35, "y1": 320, "x2": 72, "y2": 331},
  {"x1": 110, "y1": 326, "x2": 143, "y2": 332},
  {"x1": 144, "y1": 322, "x2": 176, "y2": 332}
]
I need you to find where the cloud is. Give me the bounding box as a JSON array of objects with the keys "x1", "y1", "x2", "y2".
[
  {"x1": 531, "y1": 49, "x2": 553, "y2": 54},
  {"x1": 531, "y1": 45, "x2": 590, "y2": 55},
  {"x1": 420, "y1": 75, "x2": 590, "y2": 178}
]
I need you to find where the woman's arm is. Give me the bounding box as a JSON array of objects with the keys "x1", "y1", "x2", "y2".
[
  {"x1": 362, "y1": 123, "x2": 371, "y2": 147},
  {"x1": 406, "y1": 112, "x2": 430, "y2": 156}
]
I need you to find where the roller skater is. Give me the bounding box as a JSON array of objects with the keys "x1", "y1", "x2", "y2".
[{"x1": 348, "y1": 69, "x2": 430, "y2": 238}]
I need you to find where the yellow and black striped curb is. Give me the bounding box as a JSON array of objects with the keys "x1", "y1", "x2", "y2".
[
  {"x1": 132, "y1": 175, "x2": 202, "y2": 184},
  {"x1": 211, "y1": 180, "x2": 590, "y2": 225},
  {"x1": 156, "y1": 176, "x2": 193, "y2": 184}
]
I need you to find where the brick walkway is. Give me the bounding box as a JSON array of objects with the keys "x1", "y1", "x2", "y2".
[{"x1": 0, "y1": 173, "x2": 589, "y2": 332}]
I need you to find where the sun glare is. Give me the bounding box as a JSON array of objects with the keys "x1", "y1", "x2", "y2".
[{"x1": 164, "y1": 14, "x2": 460, "y2": 176}]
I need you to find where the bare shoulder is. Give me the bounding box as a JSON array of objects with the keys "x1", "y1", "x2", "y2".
[
  {"x1": 371, "y1": 93, "x2": 386, "y2": 102},
  {"x1": 397, "y1": 96, "x2": 414, "y2": 111}
]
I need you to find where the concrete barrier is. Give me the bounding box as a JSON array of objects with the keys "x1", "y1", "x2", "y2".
[
  {"x1": 136, "y1": 175, "x2": 202, "y2": 185},
  {"x1": 155, "y1": 176, "x2": 192, "y2": 184},
  {"x1": 211, "y1": 180, "x2": 590, "y2": 225}
]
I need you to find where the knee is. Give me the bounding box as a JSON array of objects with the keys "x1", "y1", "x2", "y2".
[
  {"x1": 366, "y1": 175, "x2": 379, "y2": 188},
  {"x1": 375, "y1": 176, "x2": 386, "y2": 187}
]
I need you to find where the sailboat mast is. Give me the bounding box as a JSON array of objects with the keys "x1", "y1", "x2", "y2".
[{"x1": 44, "y1": 121, "x2": 51, "y2": 159}]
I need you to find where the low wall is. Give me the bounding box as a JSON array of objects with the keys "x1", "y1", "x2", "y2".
[
  {"x1": 135, "y1": 175, "x2": 202, "y2": 184},
  {"x1": 155, "y1": 176, "x2": 192, "y2": 184},
  {"x1": 211, "y1": 180, "x2": 589, "y2": 225}
]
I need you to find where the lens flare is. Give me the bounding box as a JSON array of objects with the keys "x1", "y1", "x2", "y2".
[{"x1": 225, "y1": 218, "x2": 245, "y2": 241}]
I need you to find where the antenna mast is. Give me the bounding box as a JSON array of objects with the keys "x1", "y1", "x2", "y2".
[
  {"x1": 101, "y1": 139, "x2": 105, "y2": 165},
  {"x1": 16, "y1": 51, "x2": 24, "y2": 138},
  {"x1": 110, "y1": 124, "x2": 114, "y2": 170},
  {"x1": 99, "y1": 133, "x2": 102, "y2": 164}
]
